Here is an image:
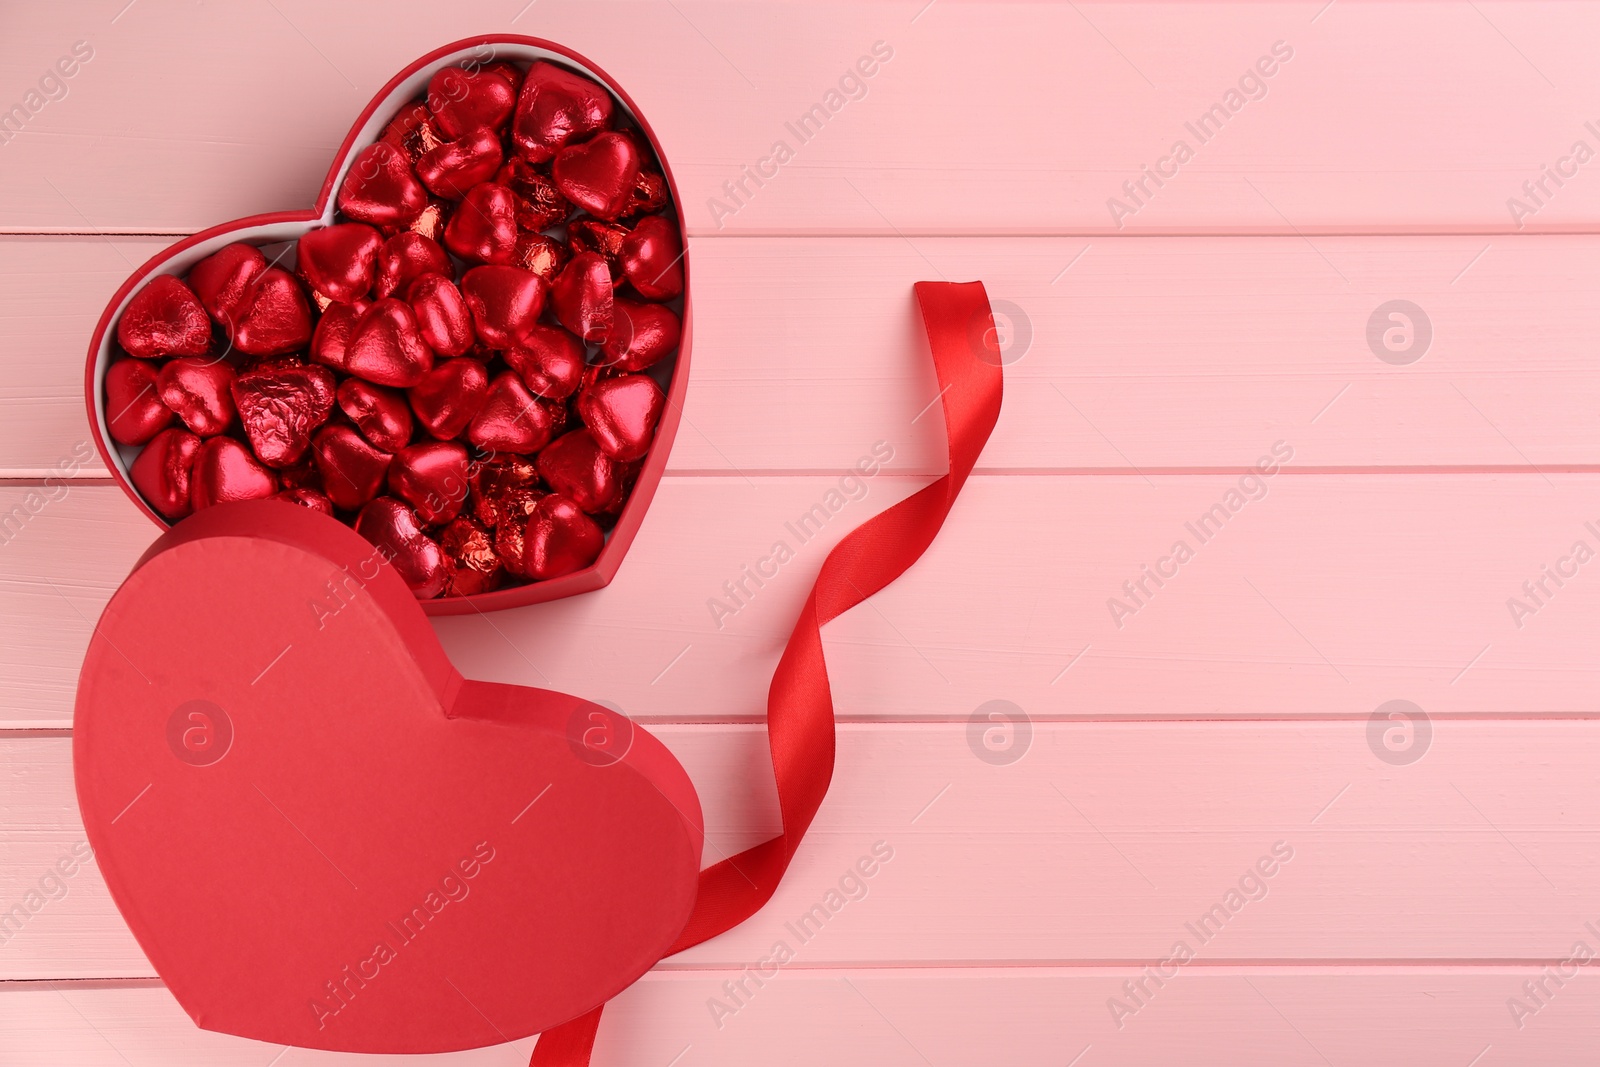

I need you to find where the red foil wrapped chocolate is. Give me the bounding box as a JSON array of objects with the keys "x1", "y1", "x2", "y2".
[
  {"x1": 191, "y1": 437, "x2": 280, "y2": 509},
  {"x1": 439, "y1": 515, "x2": 505, "y2": 596},
  {"x1": 552, "y1": 131, "x2": 642, "y2": 221},
  {"x1": 115, "y1": 276, "x2": 212, "y2": 359},
  {"x1": 157, "y1": 357, "x2": 237, "y2": 437},
  {"x1": 297, "y1": 223, "x2": 382, "y2": 304},
  {"x1": 231, "y1": 361, "x2": 337, "y2": 468},
  {"x1": 105, "y1": 358, "x2": 174, "y2": 445}
]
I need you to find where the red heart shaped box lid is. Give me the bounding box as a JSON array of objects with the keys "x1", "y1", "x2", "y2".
[
  {"x1": 73, "y1": 498, "x2": 704, "y2": 1053},
  {"x1": 82, "y1": 36, "x2": 692, "y2": 616}
]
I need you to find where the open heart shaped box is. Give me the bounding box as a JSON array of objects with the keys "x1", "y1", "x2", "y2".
[
  {"x1": 74, "y1": 38, "x2": 705, "y2": 1054},
  {"x1": 81, "y1": 35, "x2": 692, "y2": 616}
]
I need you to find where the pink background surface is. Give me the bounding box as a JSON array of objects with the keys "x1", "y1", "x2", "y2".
[{"x1": 4, "y1": 1, "x2": 1600, "y2": 1064}]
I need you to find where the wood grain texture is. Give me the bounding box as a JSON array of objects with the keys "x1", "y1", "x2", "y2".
[
  {"x1": 6, "y1": 478, "x2": 1600, "y2": 728},
  {"x1": 1, "y1": 2, "x2": 1596, "y2": 235},
  {"x1": 4, "y1": 972, "x2": 1599, "y2": 1067},
  {"x1": 5, "y1": 721, "x2": 1600, "y2": 980},
  {"x1": 6, "y1": 2, "x2": 1600, "y2": 1062},
  {"x1": 5, "y1": 234, "x2": 1600, "y2": 478}
]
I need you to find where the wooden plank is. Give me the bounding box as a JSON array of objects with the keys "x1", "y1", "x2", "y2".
[
  {"x1": 7, "y1": 477, "x2": 1600, "y2": 728},
  {"x1": 3, "y1": 970, "x2": 1598, "y2": 1066},
  {"x1": 6, "y1": 234, "x2": 1600, "y2": 478},
  {"x1": 2, "y1": 2, "x2": 1597, "y2": 235},
  {"x1": 4, "y1": 720, "x2": 1600, "y2": 978}
]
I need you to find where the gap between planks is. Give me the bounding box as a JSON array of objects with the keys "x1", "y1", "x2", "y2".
[
  {"x1": 8, "y1": 466, "x2": 1600, "y2": 486},
  {"x1": 9, "y1": 229, "x2": 1600, "y2": 239},
  {"x1": 15, "y1": 713, "x2": 1600, "y2": 736},
  {"x1": 6, "y1": 959, "x2": 1600, "y2": 989}
]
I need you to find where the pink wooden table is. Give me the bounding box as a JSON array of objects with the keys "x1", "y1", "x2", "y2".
[{"x1": 5, "y1": 1, "x2": 1600, "y2": 1063}]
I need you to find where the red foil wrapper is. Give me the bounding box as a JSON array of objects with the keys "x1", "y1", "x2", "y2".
[
  {"x1": 577, "y1": 373, "x2": 664, "y2": 462},
  {"x1": 189, "y1": 243, "x2": 267, "y2": 327},
  {"x1": 512, "y1": 60, "x2": 614, "y2": 163},
  {"x1": 537, "y1": 428, "x2": 620, "y2": 514},
  {"x1": 231, "y1": 361, "x2": 337, "y2": 468},
  {"x1": 620, "y1": 168, "x2": 670, "y2": 220},
  {"x1": 157, "y1": 357, "x2": 237, "y2": 437},
  {"x1": 309, "y1": 301, "x2": 363, "y2": 373},
  {"x1": 497, "y1": 157, "x2": 572, "y2": 231},
  {"x1": 567, "y1": 218, "x2": 629, "y2": 283},
  {"x1": 467, "y1": 454, "x2": 539, "y2": 527},
  {"x1": 417, "y1": 128, "x2": 504, "y2": 200},
  {"x1": 512, "y1": 233, "x2": 570, "y2": 284},
  {"x1": 116, "y1": 276, "x2": 212, "y2": 359},
  {"x1": 549, "y1": 252, "x2": 613, "y2": 342},
  {"x1": 380, "y1": 101, "x2": 446, "y2": 164},
  {"x1": 388, "y1": 440, "x2": 470, "y2": 524},
  {"x1": 427, "y1": 66, "x2": 516, "y2": 140},
  {"x1": 552, "y1": 132, "x2": 641, "y2": 221},
  {"x1": 618, "y1": 215, "x2": 684, "y2": 301},
  {"x1": 403, "y1": 199, "x2": 451, "y2": 244},
  {"x1": 298, "y1": 224, "x2": 382, "y2": 305},
  {"x1": 276, "y1": 487, "x2": 336, "y2": 515},
  {"x1": 439, "y1": 516, "x2": 505, "y2": 596},
  {"x1": 443, "y1": 182, "x2": 519, "y2": 264},
  {"x1": 191, "y1": 437, "x2": 280, "y2": 510},
  {"x1": 344, "y1": 299, "x2": 435, "y2": 388},
  {"x1": 409, "y1": 358, "x2": 489, "y2": 440},
  {"x1": 129, "y1": 427, "x2": 201, "y2": 519},
  {"x1": 602, "y1": 298, "x2": 680, "y2": 372},
  {"x1": 337, "y1": 142, "x2": 429, "y2": 227},
  {"x1": 505, "y1": 324, "x2": 585, "y2": 400},
  {"x1": 516, "y1": 493, "x2": 603, "y2": 579},
  {"x1": 407, "y1": 273, "x2": 476, "y2": 357},
  {"x1": 460, "y1": 265, "x2": 546, "y2": 348},
  {"x1": 312, "y1": 423, "x2": 393, "y2": 511},
  {"x1": 335, "y1": 378, "x2": 413, "y2": 453},
  {"x1": 375, "y1": 232, "x2": 452, "y2": 299},
  {"x1": 229, "y1": 268, "x2": 314, "y2": 357},
  {"x1": 354, "y1": 496, "x2": 446, "y2": 598},
  {"x1": 468, "y1": 372, "x2": 557, "y2": 453},
  {"x1": 277, "y1": 460, "x2": 324, "y2": 493},
  {"x1": 105, "y1": 358, "x2": 174, "y2": 445}
]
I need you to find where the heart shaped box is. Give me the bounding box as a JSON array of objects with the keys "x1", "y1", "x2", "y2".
[
  {"x1": 81, "y1": 36, "x2": 692, "y2": 615},
  {"x1": 76, "y1": 498, "x2": 705, "y2": 1052}
]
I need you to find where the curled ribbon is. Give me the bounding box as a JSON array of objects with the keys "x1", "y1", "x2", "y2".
[{"x1": 530, "y1": 280, "x2": 1005, "y2": 1065}]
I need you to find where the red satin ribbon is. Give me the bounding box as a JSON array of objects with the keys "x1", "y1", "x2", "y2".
[{"x1": 530, "y1": 281, "x2": 1004, "y2": 1065}]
